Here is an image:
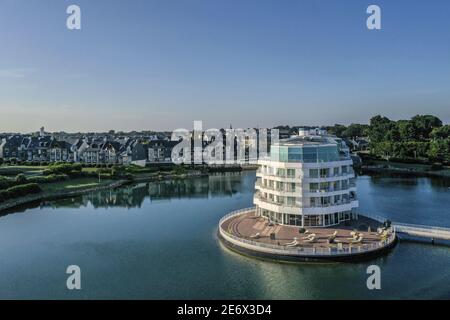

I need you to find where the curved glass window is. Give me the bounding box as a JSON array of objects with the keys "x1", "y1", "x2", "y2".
[{"x1": 270, "y1": 144, "x2": 339, "y2": 163}]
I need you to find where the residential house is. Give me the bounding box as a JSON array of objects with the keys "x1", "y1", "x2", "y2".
[
  {"x1": 49, "y1": 140, "x2": 74, "y2": 162},
  {"x1": 147, "y1": 140, "x2": 178, "y2": 163}
]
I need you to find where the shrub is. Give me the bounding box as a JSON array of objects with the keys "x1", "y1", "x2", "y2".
[
  {"x1": 0, "y1": 183, "x2": 41, "y2": 203},
  {"x1": 173, "y1": 166, "x2": 187, "y2": 175},
  {"x1": 46, "y1": 163, "x2": 82, "y2": 176},
  {"x1": 28, "y1": 174, "x2": 68, "y2": 184},
  {"x1": 15, "y1": 173, "x2": 28, "y2": 184}
]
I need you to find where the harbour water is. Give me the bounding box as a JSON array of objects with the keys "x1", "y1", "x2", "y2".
[{"x1": 0, "y1": 171, "x2": 449, "y2": 299}]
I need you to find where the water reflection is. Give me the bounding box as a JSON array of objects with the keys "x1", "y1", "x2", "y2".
[
  {"x1": 41, "y1": 172, "x2": 250, "y2": 210},
  {"x1": 0, "y1": 172, "x2": 449, "y2": 299}
]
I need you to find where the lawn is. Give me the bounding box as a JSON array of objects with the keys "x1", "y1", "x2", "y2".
[{"x1": 40, "y1": 177, "x2": 114, "y2": 193}]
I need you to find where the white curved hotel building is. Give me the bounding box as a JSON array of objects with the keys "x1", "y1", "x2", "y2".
[{"x1": 254, "y1": 129, "x2": 358, "y2": 227}]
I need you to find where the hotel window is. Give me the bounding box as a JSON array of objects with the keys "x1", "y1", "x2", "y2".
[
  {"x1": 341, "y1": 165, "x2": 348, "y2": 174},
  {"x1": 319, "y1": 182, "x2": 329, "y2": 191},
  {"x1": 276, "y1": 196, "x2": 285, "y2": 204},
  {"x1": 288, "y1": 214, "x2": 302, "y2": 226},
  {"x1": 276, "y1": 168, "x2": 285, "y2": 177},
  {"x1": 289, "y1": 183, "x2": 296, "y2": 192},
  {"x1": 325, "y1": 214, "x2": 331, "y2": 226},
  {"x1": 334, "y1": 195, "x2": 341, "y2": 203},
  {"x1": 333, "y1": 167, "x2": 339, "y2": 176},
  {"x1": 321, "y1": 196, "x2": 331, "y2": 206},
  {"x1": 303, "y1": 147, "x2": 318, "y2": 163},
  {"x1": 309, "y1": 169, "x2": 319, "y2": 178},
  {"x1": 344, "y1": 211, "x2": 351, "y2": 221},
  {"x1": 341, "y1": 180, "x2": 348, "y2": 189},
  {"x1": 310, "y1": 183, "x2": 319, "y2": 191},
  {"x1": 332, "y1": 181, "x2": 339, "y2": 190},
  {"x1": 286, "y1": 197, "x2": 296, "y2": 206},
  {"x1": 320, "y1": 168, "x2": 329, "y2": 178},
  {"x1": 287, "y1": 169, "x2": 295, "y2": 177}
]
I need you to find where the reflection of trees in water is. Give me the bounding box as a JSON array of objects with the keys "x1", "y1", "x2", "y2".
[
  {"x1": 44, "y1": 173, "x2": 248, "y2": 210},
  {"x1": 368, "y1": 173, "x2": 450, "y2": 190}
]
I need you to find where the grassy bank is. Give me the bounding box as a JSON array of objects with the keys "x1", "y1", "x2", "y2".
[
  {"x1": 0, "y1": 177, "x2": 126, "y2": 213},
  {"x1": 39, "y1": 177, "x2": 115, "y2": 193},
  {"x1": 0, "y1": 163, "x2": 209, "y2": 212}
]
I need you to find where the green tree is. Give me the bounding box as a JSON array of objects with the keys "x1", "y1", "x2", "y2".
[
  {"x1": 327, "y1": 124, "x2": 347, "y2": 137},
  {"x1": 369, "y1": 115, "x2": 393, "y2": 144},
  {"x1": 342, "y1": 124, "x2": 369, "y2": 138},
  {"x1": 430, "y1": 125, "x2": 450, "y2": 140},
  {"x1": 411, "y1": 115, "x2": 442, "y2": 140}
]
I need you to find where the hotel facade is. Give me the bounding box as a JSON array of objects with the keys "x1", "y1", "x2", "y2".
[{"x1": 254, "y1": 129, "x2": 358, "y2": 227}]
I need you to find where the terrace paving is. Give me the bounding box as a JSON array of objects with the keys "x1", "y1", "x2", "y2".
[{"x1": 221, "y1": 210, "x2": 387, "y2": 249}]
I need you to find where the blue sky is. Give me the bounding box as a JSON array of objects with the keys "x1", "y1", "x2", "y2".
[{"x1": 1, "y1": 0, "x2": 450, "y2": 132}]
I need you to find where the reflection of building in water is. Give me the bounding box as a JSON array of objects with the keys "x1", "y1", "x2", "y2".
[
  {"x1": 40, "y1": 173, "x2": 250, "y2": 210},
  {"x1": 147, "y1": 173, "x2": 243, "y2": 200}
]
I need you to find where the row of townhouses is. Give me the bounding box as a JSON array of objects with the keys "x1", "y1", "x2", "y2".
[
  {"x1": 0, "y1": 128, "x2": 178, "y2": 166},
  {"x1": 1, "y1": 127, "x2": 280, "y2": 166}
]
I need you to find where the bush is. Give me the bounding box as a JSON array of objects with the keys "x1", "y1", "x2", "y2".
[
  {"x1": 173, "y1": 166, "x2": 187, "y2": 175},
  {"x1": 0, "y1": 176, "x2": 19, "y2": 189},
  {"x1": 45, "y1": 163, "x2": 82, "y2": 176},
  {"x1": 0, "y1": 183, "x2": 41, "y2": 203},
  {"x1": 15, "y1": 174, "x2": 27, "y2": 184},
  {"x1": 28, "y1": 174, "x2": 69, "y2": 184}
]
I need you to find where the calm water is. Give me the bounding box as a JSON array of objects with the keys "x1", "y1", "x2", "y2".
[{"x1": 0, "y1": 171, "x2": 449, "y2": 299}]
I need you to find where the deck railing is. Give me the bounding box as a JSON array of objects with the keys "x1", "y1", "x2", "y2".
[{"x1": 219, "y1": 207, "x2": 396, "y2": 257}]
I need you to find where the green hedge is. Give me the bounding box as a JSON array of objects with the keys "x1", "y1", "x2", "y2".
[
  {"x1": 28, "y1": 174, "x2": 69, "y2": 184},
  {"x1": 0, "y1": 183, "x2": 42, "y2": 203},
  {"x1": 0, "y1": 178, "x2": 17, "y2": 190},
  {"x1": 44, "y1": 163, "x2": 82, "y2": 176}
]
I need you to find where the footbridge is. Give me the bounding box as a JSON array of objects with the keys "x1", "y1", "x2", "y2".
[
  {"x1": 393, "y1": 223, "x2": 450, "y2": 241},
  {"x1": 360, "y1": 213, "x2": 450, "y2": 242}
]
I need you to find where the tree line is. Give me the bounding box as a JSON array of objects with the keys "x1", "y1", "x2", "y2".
[{"x1": 327, "y1": 115, "x2": 450, "y2": 165}]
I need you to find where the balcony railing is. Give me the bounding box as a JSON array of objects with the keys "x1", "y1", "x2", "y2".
[{"x1": 254, "y1": 194, "x2": 301, "y2": 208}]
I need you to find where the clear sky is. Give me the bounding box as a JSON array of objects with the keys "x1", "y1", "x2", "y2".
[{"x1": 1, "y1": 0, "x2": 450, "y2": 132}]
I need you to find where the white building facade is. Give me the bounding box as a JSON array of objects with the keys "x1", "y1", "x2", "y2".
[{"x1": 254, "y1": 130, "x2": 358, "y2": 227}]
